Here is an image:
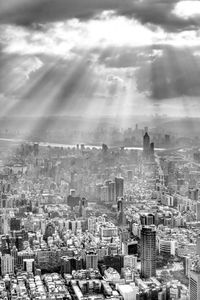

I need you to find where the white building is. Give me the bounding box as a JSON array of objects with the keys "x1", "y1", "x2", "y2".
[
  {"x1": 1, "y1": 254, "x2": 14, "y2": 275},
  {"x1": 190, "y1": 270, "x2": 200, "y2": 300},
  {"x1": 158, "y1": 238, "x2": 176, "y2": 256}
]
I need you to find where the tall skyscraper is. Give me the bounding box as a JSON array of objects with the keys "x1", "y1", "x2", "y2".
[
  {"x1": 190, "y1": 269, "x2": 200, "y2": 300},
  {"x1": 100, "y1": 185, "x2": 109, "y2": 202},
  {"x1": 108, "y1": 181, "x2": 116, "y2": 202},
  {"x1": 117, "y1": 197, "x2": 126, "y2": 226},
  {"x1": 143, "y1": 132, "x2": 150, "y2": 157},
  {"x1": 115, "y1": 177, "x2": 124, "y2": 200},
  {"x1": 150, "y1": 142, "x2": 154, "y2": 156},
  {"x1": 141, "y1": 225, "x2": 156, "y2": 278}
]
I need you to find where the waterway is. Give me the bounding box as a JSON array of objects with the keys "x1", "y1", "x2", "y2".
[{"x1": 0, "y1": 137, "x2": 165, "y2": 151}]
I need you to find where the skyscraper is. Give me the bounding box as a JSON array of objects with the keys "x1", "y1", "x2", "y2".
[
  {"x1": 141, "y1": 225, "x2": 156, "y2": 278},
  {"x1": 150, "y1": 142, "x2": 154, "y2": 156},
  {"x1": 117, "y1": 197, "x2": 126, "y2": 226},
  {"x1": 115, "y1": 177, "x2": 124, "y2": 200},
  {"x1": 108, "y1": 181, "x2": 116, "y2": 202},
  {"x1": 190, "y1": 269, "x2": 200, "y2": 300},
  {"x1": 143, "y1": 132, "x2": 150, "y2": 157}
]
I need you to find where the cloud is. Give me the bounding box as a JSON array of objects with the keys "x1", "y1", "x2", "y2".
[
  {"x1": 0, "y1": 15, "x2": 167, "y2": 59},
  {"x1": 0, "y1": 0, "x2": 199, "y2": 33},
  {"x1": 173, "y1": 1, "x2": 200, "y2": 19},
  {"x1": 1, "y1": 12, "x2": 200, "y2": 68}
]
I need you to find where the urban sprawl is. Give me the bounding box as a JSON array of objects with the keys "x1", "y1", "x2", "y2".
[{"x1": 0, "y1": 126, "x2": 200, "y2": 300}]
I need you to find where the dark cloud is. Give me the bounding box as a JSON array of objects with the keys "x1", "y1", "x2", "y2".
[
  {"x1": 135, "y1": 46, "x2": 200, "y2": 100},
  {"x1": 122, "y1": 0, "x2": 199, "y2": 33},
  {"x1": 0, "y1": 0, "x2": 199, "y2": 32}
]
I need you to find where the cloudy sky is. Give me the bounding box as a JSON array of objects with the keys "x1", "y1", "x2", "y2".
[{"x1": 1, "y1": 0, "x2": 200, "y2": 119}]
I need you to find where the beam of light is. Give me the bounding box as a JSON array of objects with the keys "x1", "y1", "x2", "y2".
[
  {"x1": 9, "y1": 52, "x2": 102, "y2": 143},
  {"x1": 0, "y1": 96, "x2": 18, "y2": 118}
]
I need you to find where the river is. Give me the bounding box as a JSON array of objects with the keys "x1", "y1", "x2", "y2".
[{"x1": 0, "y1": 137, "x2": 165, "y2": 151}]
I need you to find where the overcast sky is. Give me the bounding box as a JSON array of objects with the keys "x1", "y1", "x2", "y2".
[{"x1": 1, "y1": 0, "x2": 200, "y2": 118}]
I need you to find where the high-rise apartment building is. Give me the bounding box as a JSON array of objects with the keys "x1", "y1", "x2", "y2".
[
  {"x1": 1, "y1": 254, "x2": 14, "y2": 276},
  {"x1": 141, "y1": 225, "x2": 156, "y2": 278},
  {"x1": 88, "y1": 217, "x2": 96, "y2": 234},
  {"x1": 190, "y1": 269, "x2": 200, "y2": 300},
  {"x1": 108, "y1": 181, "x2": 116, "y2": 202},
  {"x1": 85, "y1": 251, "x2": 98, "y2": 270},
  {"x1": 115, "y1": 177, "x2": 124, "y2": 200}
]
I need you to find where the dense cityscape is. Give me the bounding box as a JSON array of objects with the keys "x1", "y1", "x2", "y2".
[{"x1": 0, "y1": 125, "x2": 199, "y2": 300}]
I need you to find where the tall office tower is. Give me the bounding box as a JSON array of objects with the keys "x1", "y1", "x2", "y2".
[
  {"x1": 115, "y1": 177, "x2": 124, "y2": 200},
  {"x1": 141, "y1": 225, "x2": 156, "y2": 278},
  {"x1": 79, "y1": 197, "x2": 87, "y2": 217},
  {"x1": 150, "y1": 142, "x2": 154, "y2": 156},
  {"x1": 11, "y1": 246, "x2": 18, "y2": 267},
  {"x1": 88, "y1": 217, "x2": 96, "y2": 234},
  {"x1": 100, "y1": 185, "x2": 109, "y2": 202},
  {"x1": 85, "y1": 251, "x2": 98, "y2": 270},
  {"x1": 143, "y1": 132, "x2": 150, "y2": 157},
  {"x1": 190, "y1": 269, "x2": 200, "y2": 300},
  {"x1": 108, "y1": 181, "x2": 116, "y2": 202},
  {"x1": 117, "y1": 197, "x2": 126, "y2": 226}
]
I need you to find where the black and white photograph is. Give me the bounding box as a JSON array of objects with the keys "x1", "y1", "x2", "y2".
[{"x1": 0, "y1": 0, "x2": 200, "y2": 299}]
